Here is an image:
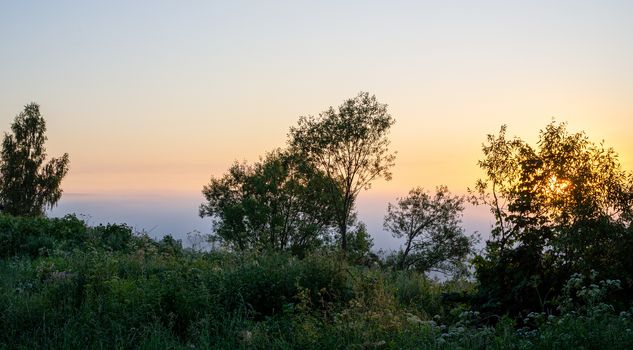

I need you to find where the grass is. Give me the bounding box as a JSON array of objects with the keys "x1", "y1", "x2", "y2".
[{"x1": 1, "y1": 214, "x2": 632, "y2": 349}]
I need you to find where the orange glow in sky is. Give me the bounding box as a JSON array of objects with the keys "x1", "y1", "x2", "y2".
[{"x1": 1, "y1": 2, "x2": 632, "y2": 242}]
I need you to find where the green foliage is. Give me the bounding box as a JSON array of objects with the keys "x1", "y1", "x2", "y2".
[
  {"x1": 342, "y1": 222, "x2": 378, "y2": 266},
  {"x1": 0, "y1": 215, "x2": 632, "y2": 349},
  {"x1": 201, "y1": 92, "x2": 397, "y2": 258},
  {"x1": 471, "y1": 121, "x2": 633, "y2": 316},
  {"x1": 4, "y1": 114, "x2": 633, "y2": 347},
  {"x1": 220, "y1": 253, "x2": 349, "y2": 318},
  {"x1": 289, "y1": 92, "x2": 396, "y2": 252},
  {"x1": 200, "y1": 149, "x2": 339, "y2": 255},
  {"x1": 391, "y1": 271, "x2": 446, "y2": 318},
  {"x1": 384, "y1": 186, "x2": 475, "y2": 276},
  {"x1": 0, "y1": 213, "x2": 133, "y2": 258},
  {"x1": 0, "y1": 103, "x2": 69, "y2": 216},
  {"x1": 0, "y1": 217, "x2": 352, "y2": 348}
]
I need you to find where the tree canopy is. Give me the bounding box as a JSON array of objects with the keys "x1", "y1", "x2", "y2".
[
  {"x1": 288, "y1": 92, "x2": 396, "y2": 252},
  {"x1": 471, "y1": 121, "x2": 633, "y2": 315},
  {"x1": 472, "y1": 122, "x2": 632, "y2": 254},
  {"x1": 199, "y1": 149, "x2": 339, "y2": 255},
  {"x1": 0, "y1": 103, "x2": 69, "y2": 216},
  {"x1": 384, "y1": 186, "x2": 473, "y2": 276}
]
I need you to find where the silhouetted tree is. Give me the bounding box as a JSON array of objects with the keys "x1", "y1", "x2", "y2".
[
  {"x1": 470, "y1": 121, "x2": 633, "y2": 316},
  {"x1": 288, "y1": 92, "x2": 396, "y2": 252},
  {"x1": 199, "y1": 149, "x2": 339, "y2": 255},
  {"x1": 0, "y1": 103, "x2": 69, "y2": 216},
  {"x1": 384, "y1": 186, "x2": 473, "y2": 276}
]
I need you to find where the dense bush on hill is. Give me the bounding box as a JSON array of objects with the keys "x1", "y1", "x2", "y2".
[
  {"x1": 0, "y1": 214, "x2": 134, "y2": 258},
  {"x1": 1, "y1": 214, "x2": 632, "y2": 349}
]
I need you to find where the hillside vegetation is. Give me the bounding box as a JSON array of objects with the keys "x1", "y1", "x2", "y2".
[
  {"x1": 1, "y1": 214, "x2": 633, "y2": 349},
  {"x1": 3, "y1": 97, "x2": 633, "y2": 348}
]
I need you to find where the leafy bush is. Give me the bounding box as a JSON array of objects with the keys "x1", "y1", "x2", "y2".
[
  {"x1": 219, "y1": 252, "x2": 349, "y2": 318},
  {"x1": 1, "y1": 214, "x2": 632, "y2": 349},
  {"x1": 0, "y1": 214, "x2": 135, "y2": 258}
]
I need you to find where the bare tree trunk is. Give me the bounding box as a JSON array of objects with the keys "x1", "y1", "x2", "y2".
[
  {"x1": 399, "y1": 237, "x2": 413, "y2": 270},
  {"x1": 340, "y1": 222, "x2": 348, "y2": 252},
  {"x1": 339, "y1": 194, "x2": 353, "y2": 253}
]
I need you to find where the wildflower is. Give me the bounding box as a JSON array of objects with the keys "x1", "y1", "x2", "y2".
[{"x1": 405, "y1": 313, "x2": 422, "y2": 325}]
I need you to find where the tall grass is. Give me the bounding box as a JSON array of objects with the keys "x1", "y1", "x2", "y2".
[{"x1": 1, "y1": 214, "x2": 632, "y2": 349}]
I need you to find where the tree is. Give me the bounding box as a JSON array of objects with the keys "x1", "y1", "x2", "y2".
[
  {"x1": 0, "y1": 103, "x2": 69, "y2": 216},
  {"x1": 288, "y1": 92, "x2": 396, "y2": 252},
  {"x1": 470, "y1": 121, "x2": 633, "y2": 315},
  {"x1": 336, "y1": 221, "x2": 378, "y2": 266},
  {"x1": 384, "y1": 186, "x2": 473, "y2": 276},
  {"x1": 199, "y1": 149, "x2": 339, "y2": 256}
]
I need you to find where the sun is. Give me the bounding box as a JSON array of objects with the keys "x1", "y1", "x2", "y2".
[{"x1": 548, "y1": 175, "x2": 571, "y2": 194}]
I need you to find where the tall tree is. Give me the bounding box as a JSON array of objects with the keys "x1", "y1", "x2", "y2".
[
  {"x1": 288, "y1": 92, "x2": 396, "y2": 252},
  {"x1": 470, "y1": 121, "x2": 633, "y2": 315},
  {"x1": 384, "y1": 186, "x2": 473, "y2": 275},
  {"x1": 199, "y1": 149, "x2": 339, "y2": 255},
  {"x1": 471, "y1": 122, "x2": 632, "y2": 258},
  {"x1": 0, "y1": 103, "x2": 69, "y2": 216}
]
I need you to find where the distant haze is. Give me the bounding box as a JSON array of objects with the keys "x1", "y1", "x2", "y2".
[{"x1": 49, "y1": 191, "x2": 492, "y2": 252}]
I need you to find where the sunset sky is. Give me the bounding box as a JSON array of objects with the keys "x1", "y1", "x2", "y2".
[{"x1": 1, "y1": 1, "x2": 632, "y2": 248}]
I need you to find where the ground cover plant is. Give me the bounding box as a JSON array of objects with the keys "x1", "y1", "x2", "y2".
[{"x1": 1, "y1": 214, "x2": 633, "y2": 349}]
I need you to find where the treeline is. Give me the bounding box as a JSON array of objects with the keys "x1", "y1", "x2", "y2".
[
  {"x1": 1, "y1": 94, "x2": 633, "y2": 348},
  {"x1": 197, "y1": 92, "x2": 633, "y2": 318},
  {"x1": 199, "y1": 92, "x2": 475, "y2": 276}
]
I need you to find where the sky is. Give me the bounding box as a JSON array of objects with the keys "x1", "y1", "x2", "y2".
[{"x1": 1, "y1": 1, "x2": 632, "y2": 249}]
